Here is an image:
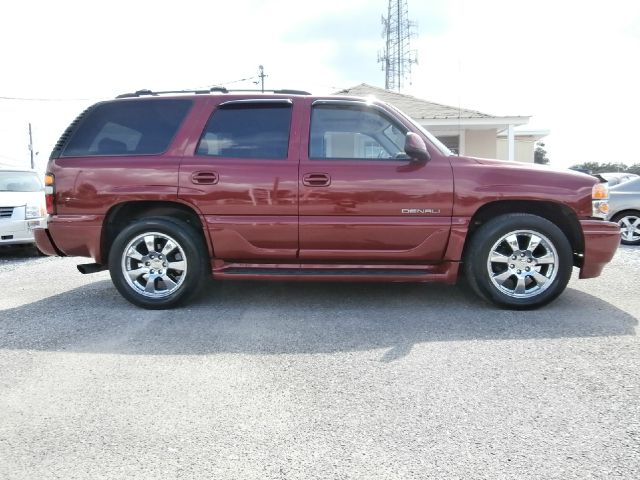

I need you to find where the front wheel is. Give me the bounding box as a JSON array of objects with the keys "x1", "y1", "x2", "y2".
[
  {"x1": 108, "y1": 217, "x2": 207, "y2": 309},
  {"x1": 464, "y1": 214, "x2": 573, "y2": 309},
  {"x1": 612, "y1": 211, "x2": 640, "y2": 245}
]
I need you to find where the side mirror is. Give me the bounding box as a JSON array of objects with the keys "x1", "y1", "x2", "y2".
[{"x1": 404, "y1": 132, "x2": 431, "y2": 163}]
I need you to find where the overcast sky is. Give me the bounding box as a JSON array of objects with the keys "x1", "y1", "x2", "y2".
[{"x1": 1, "y1": 0, "x2": 639, "y2": 171}]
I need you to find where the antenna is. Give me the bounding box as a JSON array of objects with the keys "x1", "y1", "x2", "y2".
[{"x1": 378, "y1": 0, "x2": 418, "y2": 92}]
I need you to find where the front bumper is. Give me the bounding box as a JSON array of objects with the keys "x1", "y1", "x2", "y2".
[
  {"x1": 579, "y1": 219, "x2": 620, "y2": 279},
  {"x1": 0, "y1": 216, "x2": 45, "y2": 246}
]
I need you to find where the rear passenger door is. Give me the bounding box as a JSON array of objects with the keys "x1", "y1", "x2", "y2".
[{"x1": 178, "y1": 99, "x2": 301, "y2": 260}]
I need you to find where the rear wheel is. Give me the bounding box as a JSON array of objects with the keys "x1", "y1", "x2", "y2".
[
  {"x1": 612, "y1": 211, "x2": 640, "y2": 245},
  {"x1": 108, "y1": 217, "x2": 207, "y2": 309},
  {"x1": 464, "y1": 213, "x2": 573, "y2": 309}
]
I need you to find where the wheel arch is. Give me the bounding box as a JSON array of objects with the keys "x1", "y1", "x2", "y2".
[
  {"x1": 101, "y1": 201, "x2": 211, "y2": 264},
  {"x1": 611, "y1": 208, "x2": 640, "y2": 220},
  {"x1": 462, "y1": 200, "x2": 584, "y2": 266}
]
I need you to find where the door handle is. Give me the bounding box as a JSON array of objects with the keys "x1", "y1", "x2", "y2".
[
  {"x1": 191, "y1": 171, "x2": 219, "y2": 185},
  {"x1": 303, "y1": 173, "x2": 331, "y2": 187}
]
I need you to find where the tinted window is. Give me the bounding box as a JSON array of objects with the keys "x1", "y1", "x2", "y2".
[
  {"x1": 63, "y1": 99, "x2": 192, "y2": 156},
  {"x1": 310, "y1": 105, "x2": 407, "y2": 160},
  {"x1": 0, "y1": 172, "x2": 42, "y2": 192},
  {"x1": 197, "y1": 103, "x2": 292, "y2": 159}
]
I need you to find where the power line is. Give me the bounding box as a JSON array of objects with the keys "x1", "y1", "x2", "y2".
[
  {"x1": 187, "y1": 76, "x2": 258, "y2": 91},
  {"x1": 0, "y1": 95, "x2": 94, "y2": 102}
]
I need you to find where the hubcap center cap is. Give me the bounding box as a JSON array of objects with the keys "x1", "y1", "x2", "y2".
[
  {"x1": 148, "y1": 258, "x2": 164, "y2": 271},
  {"x1": 511, "y1": 252, "x2": 532, "y2": 271}
]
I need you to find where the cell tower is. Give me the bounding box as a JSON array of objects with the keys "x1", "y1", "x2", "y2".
[{"x1": 378, "y1": 0, "x2": 418, "y2": 92}]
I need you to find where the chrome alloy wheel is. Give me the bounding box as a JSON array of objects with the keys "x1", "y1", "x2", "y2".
[
  {"x1": 121, "y1": 231, "x2": 187, "y2": 298},
  {"x1": 486, "y1": 230, "x2": 559, "y2": 299},
  {"x1": 618, "y1": 215, "x2": 640, "y2": 243}
]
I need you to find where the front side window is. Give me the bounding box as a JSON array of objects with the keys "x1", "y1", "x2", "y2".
[
  {"x1": 62, "y1": 99, "x2": 192, "y2": 157},
  {"x1": 197, "y1": 103, "x2": 292, "y2": 159},
  {"x1": 310, "y1": 104, "x2": 408, "y2": 160}
]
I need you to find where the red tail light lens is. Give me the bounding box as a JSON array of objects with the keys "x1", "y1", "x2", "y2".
[{"x1": 44, "y1": 173, "x2": 55, "y2": 215}]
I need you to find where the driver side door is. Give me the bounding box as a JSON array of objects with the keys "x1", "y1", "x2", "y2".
[{"x1": 298, "y1": 100, "x2": 454, "y2": 262}]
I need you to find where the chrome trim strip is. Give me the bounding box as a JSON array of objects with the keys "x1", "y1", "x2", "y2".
[{"x1": 219, "y1": 98, "x2": 293, "y2": 106}]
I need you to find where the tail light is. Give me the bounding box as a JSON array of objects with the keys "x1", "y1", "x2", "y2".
[{"x1": 44, "y1": 173, "x2": 56, "y2": 215}]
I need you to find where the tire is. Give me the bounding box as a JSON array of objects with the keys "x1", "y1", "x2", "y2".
[
  {"x1": 612, "y1": 211, "x2": 640, "y2": 246},
  {"x1": 464, "y1": 213, "x2": 573, "y2": 309},
  {"x1": 108, "y1": 217, "x2": 208, "y2": 309}
]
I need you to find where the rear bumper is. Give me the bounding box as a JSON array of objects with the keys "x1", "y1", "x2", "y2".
[
  {"x1": 33, "y1": 215, "x2": 103, "y2": 261},
  {"x1": 34, "y1": 228, "x2": 61, "y2": 256},
  {"x1": 579, "y1": 219, "x2": 620, "y2": 279}
]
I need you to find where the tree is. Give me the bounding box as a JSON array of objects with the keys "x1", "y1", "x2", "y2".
[
  {"x1": 569, "y1": 162, "x2": 633, "y2": 174},
  {"x1": 534, "y1": 142, "x2": 550, "y2": 165},
  {"x1": 627, "y1": 163, "x2": 640, "y2": 175}
]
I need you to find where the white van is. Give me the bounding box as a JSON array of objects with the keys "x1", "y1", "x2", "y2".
[{"x1": 0, "y1": 170, "x2": 46, "y2": 247}]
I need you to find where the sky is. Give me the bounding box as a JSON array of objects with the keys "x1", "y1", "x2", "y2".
[{"x1": 1, "y1": 0, "x2": 639, "y2": 171}]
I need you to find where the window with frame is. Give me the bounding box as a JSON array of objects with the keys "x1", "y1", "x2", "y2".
[
  {"x1": 310, "y1": 104, "x2": 408, "y2": 160},
  {"x1": 197, "y1": 103, "x2": 292, "y2": 159},
  {"x1": 62, "y1": 99, "x2": 192, "y2": 157}
]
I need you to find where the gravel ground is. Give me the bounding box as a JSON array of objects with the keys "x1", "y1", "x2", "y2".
[{"x1": 0, "y1": 245, "x2": 638, "y2": 479}]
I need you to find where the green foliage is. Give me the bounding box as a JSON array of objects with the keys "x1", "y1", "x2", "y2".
[
  {"x1": 569, "y1": 162, "x2": 639, "y2": 174},
  {"x1": 534, "y1": 142, "x2": 550, "y2": 165},
  {"x1": 627, "y1": 163, "x2": 640, "y2": 175}
]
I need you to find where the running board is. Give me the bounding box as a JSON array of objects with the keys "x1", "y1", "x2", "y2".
[{"x1": 212, "y1": 263, "x2": 460, "y2": 284}]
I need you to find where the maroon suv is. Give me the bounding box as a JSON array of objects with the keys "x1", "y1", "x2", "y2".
[{"x1": 35, "y1": 88, "x2": 620, "y2": 309}]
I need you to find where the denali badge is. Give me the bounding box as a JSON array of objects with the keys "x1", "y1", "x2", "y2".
[{"x1": 401, "y1": 208, "x2": 441, "y2": 214}]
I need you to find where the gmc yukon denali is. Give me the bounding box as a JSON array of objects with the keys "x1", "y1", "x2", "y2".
[{"x1": 35, "y1": 88, "x2": 620, "y2": 309}]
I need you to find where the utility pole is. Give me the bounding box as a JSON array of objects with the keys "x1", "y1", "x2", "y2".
[
  {"x1": 378, "y1": 0, "x2": 418, "y2": 92},
  {"x1": 258, "y1": 65, "x2": 267, "y2": 93},
  {"x1": 28, "y1": 123, "x2": 34, "y2": 170}
]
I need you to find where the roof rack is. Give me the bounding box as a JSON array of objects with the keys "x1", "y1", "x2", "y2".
[{"x1": 116, "y1": 88, "x2": 311, "y2": 99}]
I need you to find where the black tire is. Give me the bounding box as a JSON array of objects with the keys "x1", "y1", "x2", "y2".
[
  {"x1": 611, "y1": 211, "x2": 640, "y2": 246},
  {"x1": 464, "y1": 213, "x2": 573, "y2": 309},
  {"x1": 108, "y1": 217, "x2": 208, "y2": 309}
]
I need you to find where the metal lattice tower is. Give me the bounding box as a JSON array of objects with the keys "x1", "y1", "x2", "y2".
[{"x1": 378, "y1": 0, "x2": 418, "y2": 92}]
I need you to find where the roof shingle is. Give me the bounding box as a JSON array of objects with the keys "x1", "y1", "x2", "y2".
[{"x1": 333, "y1": 83, "x2": 495, "y2": 120}]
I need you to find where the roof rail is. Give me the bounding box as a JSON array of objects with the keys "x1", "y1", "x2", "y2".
[
  {"x1": 116, "y1": 87, "x2": 228, "y2": 98},
  {"x1": 116, "y1": 87, "x2": 310, "y2": 99},
  {"x1": 226, "y1": 89, "x2": 312, "y2": 95}
]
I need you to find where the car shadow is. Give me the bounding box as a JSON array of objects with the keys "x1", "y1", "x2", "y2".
[
  {"x1": 0, "y1": 245, "x2": 39, "y2": 261},
  {"x1": 0, "y1": 279, "x2": 636, "y2": 360}
]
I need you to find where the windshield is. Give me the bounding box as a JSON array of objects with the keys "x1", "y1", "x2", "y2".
[{"x1": 0, "y1": 172, "x2": 43, "y2": 192}]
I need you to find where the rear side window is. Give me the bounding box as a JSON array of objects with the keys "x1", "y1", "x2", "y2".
[
  {"x1": 62, "y1": 99, "x2": 192, "y2": 157},
  {"x1": 197, "y1": 103, "x2": 292, "y2": 159}
]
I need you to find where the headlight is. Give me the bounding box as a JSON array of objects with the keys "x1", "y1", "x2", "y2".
[
  {"x1": 25, "y1": 204, "x2": 45, "y2": 219},
  {"x1": 592, "y1": 183, "x2": 609, "y2": 219}
]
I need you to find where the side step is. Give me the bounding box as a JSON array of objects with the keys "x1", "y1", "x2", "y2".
[
  {"x1": 224, "y1": 267, "x2": 429, "y2": 276},
  {"x1": 213, "y1": 263, "x2": 460, "y2": 284}
]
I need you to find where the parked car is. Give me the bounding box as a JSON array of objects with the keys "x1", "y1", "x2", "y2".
[
  {"x1": 0, "y1": 170, "x2": 46, "y2": 248},
  {"x1": 599, "y1": 172, "x2": 638, "y2": 188},
  {"x1": 35, "y1": 88, "x2": 620, "y2": 310},
  {"x1": 607, "y1": 177, "x2": 640, "y2": 245}
]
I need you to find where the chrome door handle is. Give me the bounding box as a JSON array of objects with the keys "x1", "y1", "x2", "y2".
[
  {"x1": 191, "y1": 171, "x2": 219, "y2": 185},
  {"x1": 302, "y1": 173, "x2": 331, "y2": 187}
]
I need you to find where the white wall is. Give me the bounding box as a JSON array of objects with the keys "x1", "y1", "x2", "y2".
[
  {"x1": 464, "y1": 129, "x2": 497, "y2": 158},
  {"x1": 496, "y1": 138, "x2": 536, "y2": 163}
]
